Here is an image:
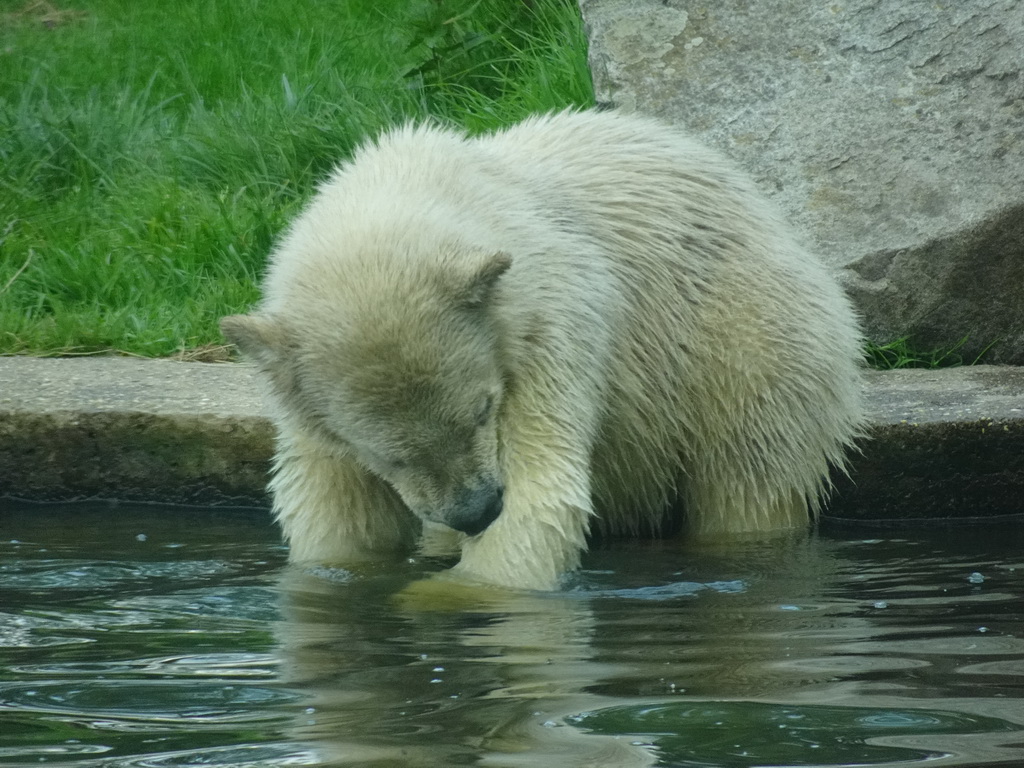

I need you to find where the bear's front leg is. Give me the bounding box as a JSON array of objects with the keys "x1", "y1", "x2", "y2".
[
  {"x1": 270, "y1": 430, "x2": 419, "y2": 564},
  {"x1": 452, "y1": 412, "x2": 596, "y2": 591},
  {"x1": 453, "y1": 492, "x2": 591, "y2": 591},
  {"x1": 440, "y1": 320, "x2": 610, "y2": 591}
]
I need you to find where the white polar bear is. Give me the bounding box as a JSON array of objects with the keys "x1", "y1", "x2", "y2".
[{"x1": 221, "y1": 109, "x2": 865, "y2": 591}]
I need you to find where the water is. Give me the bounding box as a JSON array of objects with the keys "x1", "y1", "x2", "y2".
[{"x1": 2, "y1": 502, "x2": 1023, "y2": 768}]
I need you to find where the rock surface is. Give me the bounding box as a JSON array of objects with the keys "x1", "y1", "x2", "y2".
[
  {"x1": 1, "y1": 357, "x2": 1022, "y2": 522},
  {"x1": 579, "y1": 0, "x2": 1024, "y2": 363}
]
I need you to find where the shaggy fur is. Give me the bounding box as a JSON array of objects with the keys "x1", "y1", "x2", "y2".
[{"x1": 221, "y1": 110, "x2": 865, "y2": 591}]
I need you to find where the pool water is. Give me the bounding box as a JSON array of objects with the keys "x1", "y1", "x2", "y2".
[{"x1": 1, "y1": 502, "x2": 1023, "y2": 767}]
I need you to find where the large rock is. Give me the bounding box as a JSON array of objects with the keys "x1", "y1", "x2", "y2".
[{"x1": 579, "y1": 0, "x2": 1024, "y2": 363}]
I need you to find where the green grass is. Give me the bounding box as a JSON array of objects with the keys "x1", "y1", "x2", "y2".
[
  {"x1": 865, "y1": 336, "x2": 1000, "y2": 370},
  {"x1": 0, "y1": 0, "x2": 594, "y2": 356}
]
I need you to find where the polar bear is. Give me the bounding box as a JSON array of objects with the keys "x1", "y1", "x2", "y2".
[{"x1": 221, "y1": 109, "x2": 864, "y2": 591}]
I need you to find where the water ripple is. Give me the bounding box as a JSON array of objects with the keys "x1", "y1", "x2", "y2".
[
  {"x1": 0, "y1": 679, "x2": 300, "y2": 723},
  {"x1": 570, "y1": 701, "x2": 1022, "y2": 766}
]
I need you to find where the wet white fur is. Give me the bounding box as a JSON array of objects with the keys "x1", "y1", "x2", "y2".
[{"x1": 226, "y1": 110, "x2": 865, "y2": 591}]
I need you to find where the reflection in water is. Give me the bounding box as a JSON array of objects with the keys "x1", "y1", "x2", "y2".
[
  {"x1": 276, "y1": 564, "x2": 655, "y2": 766},
  {"x1": 1, "y1": 502, "x2": 1023, "y2": 766}
]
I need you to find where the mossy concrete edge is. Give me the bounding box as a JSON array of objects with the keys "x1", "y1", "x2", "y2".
[{"x1": 0, "y1": 357, "x2": 1022, "y2": 521}]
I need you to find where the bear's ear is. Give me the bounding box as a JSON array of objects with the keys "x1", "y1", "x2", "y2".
[
  {"x1": 220, "y1": 314, "x2": 292, "y2": 368},
  {"x1": 457, "y1": 251, "x2": 512, "y2": 309}
]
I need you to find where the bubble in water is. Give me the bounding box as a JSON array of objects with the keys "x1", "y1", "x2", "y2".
[
  {"x1": 873, "y1": 601, "x2": 889, "y2": 609},
  {"x1": 968, "y1": 572, "x2": 985, "y2": 584},
  {"x1": 136, "y1": 534, "x2": 147, "y2": 542}
]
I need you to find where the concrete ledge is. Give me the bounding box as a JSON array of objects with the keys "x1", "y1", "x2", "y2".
[
  {"x1": 832, "y1": 365, "x2": 1024, "y2": 522},
  {"x1": 0, "y1": 357, "x2": 272, "y2": 507},
  {"x1": 1, "y1": 357, "x2": 1022, "y2": 521}
]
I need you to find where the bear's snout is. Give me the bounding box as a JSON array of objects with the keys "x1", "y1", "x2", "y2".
[{"x1": 446, "y1": 484, "x2": 504, "y2": 537}]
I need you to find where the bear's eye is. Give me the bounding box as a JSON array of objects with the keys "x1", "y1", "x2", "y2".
[{"x1": 476, "y1": 395, "x2": 495, "y2": 427}]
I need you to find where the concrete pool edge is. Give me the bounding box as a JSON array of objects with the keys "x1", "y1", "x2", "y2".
[{"x1": 0, "y1": 356, "x2": 1022, "y2": 521}]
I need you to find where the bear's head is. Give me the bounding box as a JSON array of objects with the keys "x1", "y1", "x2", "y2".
[{"x1": 221, "y1": 250, "x2": 512, "y2": 537}]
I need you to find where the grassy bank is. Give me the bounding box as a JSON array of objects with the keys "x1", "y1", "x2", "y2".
[{"x1": 0, "y1": 0, "x2": 593, "y2": 356}]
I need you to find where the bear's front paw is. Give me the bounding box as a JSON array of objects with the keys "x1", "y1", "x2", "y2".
[{"x1": 393, "y1": 568, "x2": 527, "y2": 612}]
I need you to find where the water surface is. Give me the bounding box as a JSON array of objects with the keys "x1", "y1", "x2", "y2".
[{"x1": 2, "y1": 502, "x2": 1023, "y2": 767}]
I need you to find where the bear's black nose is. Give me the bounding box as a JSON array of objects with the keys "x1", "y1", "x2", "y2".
[{"x1": 447, "y1": 485, "x2": 504, "y2": 537}]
